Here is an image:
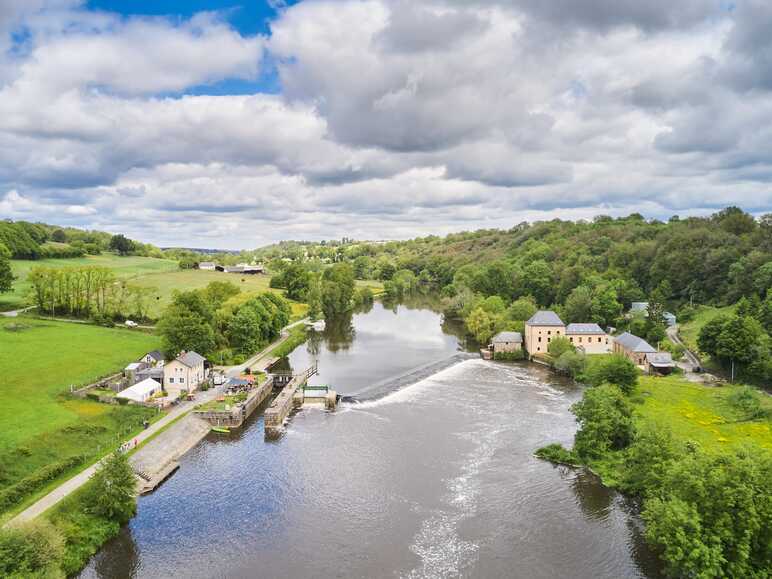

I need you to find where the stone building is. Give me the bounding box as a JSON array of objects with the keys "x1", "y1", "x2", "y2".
[{"x1": 524, "y1": 310, "x2": 565, "y2": 356}]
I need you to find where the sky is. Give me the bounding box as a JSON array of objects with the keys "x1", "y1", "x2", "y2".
[{"x1": 0, "y1": 0, "x2": 771, "y2": 249}]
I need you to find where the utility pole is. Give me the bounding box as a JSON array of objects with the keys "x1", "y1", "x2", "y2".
[{"x1": 731, "y1": 359, "x2": 735, "y2": 383}]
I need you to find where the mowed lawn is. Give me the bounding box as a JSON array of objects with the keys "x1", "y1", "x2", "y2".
[
  {"x1": 636, "y1": 374, "x2": 772, "y2": 452},
  {"x1": 1, "y1": 254, "x2": 178, "y2": 311},
  {"x1": 0, "y1": 317, "x2": 160, "y2": 451}
]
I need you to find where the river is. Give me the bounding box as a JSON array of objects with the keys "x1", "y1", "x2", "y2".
[{"x1": 81, "y1": 301, "x2": 662, "y2": 578}]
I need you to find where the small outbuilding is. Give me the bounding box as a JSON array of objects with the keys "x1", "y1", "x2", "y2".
[
  {"x1": 140, "y1": 350, "x2": 164, "y2": 367},
  {"x1": 198, "y1": 262, "x2": 217, "y2": 270},
  {"x1": 117, "y1": 378, "x2": 161, "y2": 403},
  {"x1": 614, "y1": 331, "x2": 657, "y2": 366},
  {"x1": 646, "y1": 352, "x2": 675, "y2": 375},
  {"x1": 490, "y1": 331, "x2": 523, "y2": 354}
]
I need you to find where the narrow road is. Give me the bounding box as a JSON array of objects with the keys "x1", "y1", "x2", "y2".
[
  {"x1": 5, "y1": 318, "x2": 309, "y2": 527},
  {"x1": 666, "y1": 325, "x2": 701, "y2": 372},
  {"x1": 0, "y1": 305, "x2": 37, "y2": 317}
]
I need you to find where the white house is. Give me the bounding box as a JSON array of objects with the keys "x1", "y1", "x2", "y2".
[
  {"x1": 117, "y1": 377, "x2": 161, "y2": 403},
  {"x1": 163, "y1": 351, "x2": 206, "y2": 398},
  {"x1": 198, "y1": 262, "x2": 217, "y2": 270}
]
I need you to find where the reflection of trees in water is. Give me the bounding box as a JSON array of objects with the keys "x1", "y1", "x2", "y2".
[
  {"x1": 323, "y1": 313, "x2": 355, "y2": 352},
  {"x1": 570, "y1": 468, "x2": 612, "y2": 521},
  {"x1": 93, "y1": 525, "x2": 140, "y2": 579},
  {"x1": 306, "y1": 329, "x2": 323, "y2": 357}
]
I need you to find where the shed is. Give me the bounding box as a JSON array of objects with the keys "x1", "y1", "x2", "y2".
[
  {"x1": 117, "y1": 378, "x2": 161, "y2": 403},
  {"x1": 490, "y1": 331, "x2": 522, "y2": 354},
  {"x1": 646, "y1": 352, "x2": 675, "y2": 375}
]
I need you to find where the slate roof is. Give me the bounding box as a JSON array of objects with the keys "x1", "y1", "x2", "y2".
[
  {"x1": 176, "y1": 351, "x2": 206, "y2": 367},
  {"x1": 614, "y1": 332, "x2": 656, "y2": 353},
  {"x1": 526, "y1": 310, "x2": 564, "y2": 326},
  {"x1": 565, "y1": 323, "x2": 605, "y2": 334},
  {"x1": 646, "y1": 352, "x2": 675, "y2": 367},
  {"x1": 630, "y1": 301, "x2": 649, "y2": 312},
  {"x1": 492, "y1": 331, "x2": 522, "y2": 343},
  {"x1": 145, "y1": 350, "x2": 163, "y2": 362}
]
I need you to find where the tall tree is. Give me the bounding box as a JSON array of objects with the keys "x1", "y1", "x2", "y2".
[{"x1": 0, "y1": 242, "x2": 13, "y2": 294}]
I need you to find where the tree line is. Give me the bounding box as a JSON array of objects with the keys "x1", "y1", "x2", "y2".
[
  {"x1": 26, "y1": 265, "x2": 156, "y2": 322},
  {"x1": 156, "y1": 281, "x2": 291, "y2": 363}
]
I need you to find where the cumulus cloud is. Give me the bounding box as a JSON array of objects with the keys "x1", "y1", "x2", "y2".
[{"x1": 0, "y1": 0, "x2": 770, "y2": 248}]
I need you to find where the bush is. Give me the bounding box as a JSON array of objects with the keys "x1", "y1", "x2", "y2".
[
  {"x1": 554, "y1": 350, "x2": 587, "y2": 378},
  {"x1": 535, "y1": 443, "x2": 579, "y2": 466},
  {"x1": 0, "y1": 520, "x2": 65, "y2": 578},
  {"x1": 548, "y1": 336, "x2": 574, "y2": 358},
  {"x1": 85, "y1": 452, "x2": 136, "y2": 523},
  {"x1": 0, "y1": 456, "x2": 85, "y2": 513},
  {"x1": 85, "y1": 392, "x2": 99, "y2": 401},
  {"x1": 493, "y1": 349, "x2": 525, "y2": 361},
  {"x1": 727, "y1": 386, "x2": 768, "y2": 421},
  {"x1": 584, "y1": 354, "x2": 639, "y2": 394},
  {"x1": 571, "y1": 384, "x2": 635, "y2": 460}
]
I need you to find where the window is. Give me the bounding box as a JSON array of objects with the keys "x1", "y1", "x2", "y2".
[
  {"x1": 168, "y1": 377, "x2": 174, "y2": 384},
  {"x1": 180, "y1": 377, "x2": 185, "y2": 383},
  {"x1": 578, "y1": 337, "x2": 583, "y2": 343},
  {"x1": 538, "y1": 337, "x2": 542, "y2": 343},
  {"x1": 569, "y1": 337, "x2": 574, "y2": 342},
  {"x1": 598, "y1": 337, "x2": 602, "y2": 343},
  {"x1": 547, "y1": 330, "x2": 551, "y2": 335}
]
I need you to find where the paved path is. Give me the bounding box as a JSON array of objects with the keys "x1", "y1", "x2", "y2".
[
  {"x1": 666, "y1": 325, "x2": 701, "y2": 372},
  {"x1": 5, "y1": 318, "x2": 308, "y2": 527},
  {"x1": 1, "y1": 306, "x2": 37, "y2": 317},
  {"x1": 6, "y1": 386, "x2": 221, "y2": 527}
]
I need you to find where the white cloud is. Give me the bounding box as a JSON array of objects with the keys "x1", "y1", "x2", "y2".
[{"x1": 0, "y1": 0, "x2": 770, "y2": 248}]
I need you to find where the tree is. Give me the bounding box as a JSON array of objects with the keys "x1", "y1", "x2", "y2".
[
  {"x1": 51, "y1": 229, "x2": 67, "y2": 243},
  {"x1": 554, "y1": 350, "x2": 587, "y2": 378},
  {"x1": 506, "y1": 297, "x2": 537, "y2": 322},
  {"x1": 0, "y1": 242, "x2": 13, "y2": 294},
  {"x1": 621, "y1": 425, "x2": 677, "y2": 496},
  {"x1": 87, "y1": 451, "x2": 136, "y2": 523},
  {"x1": 548, "y1": 336, "x2": 574, "y2": 358},
  {"x1": 109, "y1": 234, "x2": 134, "y2": 255},
  {"x1": 590, "y1": 285, "x2": 622, "y2": 327},
  {"x1": 697, "y1": 315, "x2": 730, "y2": 357},
  {"x1": 307, "y1": 274, "x2": 322, "y2": 321},
  {"x1": 564, "y1": 286, "x2": 593, "y2": 323},
  {"x1": 283, "y1": 263, "x2": 311, "y2": 301},
  {"x1": 520, "y1": 260, "x2": 553, "y2": 306},
  {"x1": 466, "y1": 307, "x2": 497, "y2": 345},
  {"x1": 584, "y1": 354, "x2": 639, "y2": 394},
  {"x1": 227, "y1": 306, "x2": 264, "y2": 355},
  {"x1": 203, "y1": 281, "x2": 240, "y2": 309},
  {"x1": 157, "y1": 304, "x2": 217, "y2": 358},
  {"x1": 717, "y1": 315, "x2": 764, "y2": 380},
  {"x1": 571, "y1": 384, "x2": 635, "y2": 459},
  {"x1": 321, "y1": 263, "x2": 355, "y2": 319}
]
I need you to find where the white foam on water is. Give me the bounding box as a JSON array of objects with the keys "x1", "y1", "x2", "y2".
[
  {"x1": 403, "y1": 425, "x2": 506, "y2": 578},
  {"x1": 347, "y1": 359, "x2": 482, "y2": 410}
]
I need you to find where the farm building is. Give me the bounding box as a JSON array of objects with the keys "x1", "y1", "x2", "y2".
[
  {"x1": 198, "y1": 262, "x2": 217, "y2": 270},
  {"x1": 614, "y1": 332, "x2": 657, "y2": 366},
  {"x1": 646, "y1": 352, "x2": 676, "y2": 375},
  {"x1": 163, "y1": 350, "x2": 207, "y2": 398},
  {"x1": 117, "y1": 378, "x2": 161, "y2": 403},
  {"x1": 565, "y1": 323, "x2": 611, "y2": 354}
]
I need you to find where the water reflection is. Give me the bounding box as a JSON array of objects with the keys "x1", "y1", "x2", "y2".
[{"x1": 571, "y1": 468, "x2": 613, "y2": 522}]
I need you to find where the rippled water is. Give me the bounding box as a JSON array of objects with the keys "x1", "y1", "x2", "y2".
[{"x1": 81, "y1": 302, "x2": 661, "y2": 579}]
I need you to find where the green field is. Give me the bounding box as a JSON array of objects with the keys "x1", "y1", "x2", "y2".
[
  {"x1": 0, "y1": 317, "x2": 161, "y2": 518},
  {"x1": 131, "y1": 269, "x2": 278, "y2": 317},
  {"x1": 1, "y1": 254, "x2": 178, "y2": 311},
  {"x1": 679, "y1": 304, "x2": 737, "y2": 355},
  {"x1": 636, "y1": 375, "x2": 772, "y2": 452}
]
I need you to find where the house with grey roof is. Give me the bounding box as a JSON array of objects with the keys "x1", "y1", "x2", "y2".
[
  {"x1": 645, "y1": 352, "x2": 675, "y2": 375},
  {"x1": 565, "y1": 323, "x2": 610, "y2": 354},
  {"x1": 140, "y1": 350, "x2": 164, "y2": 367},
  {"x1": 524, "y1": 310, "x2": 565, "y2": 356},
  {"x1": 613, "y1": 331, "x2": 657, "y2": 366},
  {"x1": 163, "y1": 350, "x2": 207, "y2": 399},
  {"x1": 489, "y1": 331, "x2": 523, "y2": 357}
]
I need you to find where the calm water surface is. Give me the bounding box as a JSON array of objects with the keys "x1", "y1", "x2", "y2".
[{"x1": 81, "y1": 302, "x2": 661, "y2": 579}]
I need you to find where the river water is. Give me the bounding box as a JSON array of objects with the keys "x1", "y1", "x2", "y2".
[{"x1": 81, "y1": 301, "x2": 661, "y2": 579}]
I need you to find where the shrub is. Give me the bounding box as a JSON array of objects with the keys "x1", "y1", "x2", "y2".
[
  {"x1": 548, "y1": 336, "x2": 574, "y2": 358},
  {"x1": 571, "y1": 384, "x2": 635, "y2": 460},
  {"x1": 493, "y1": 349, "x2": 525, "y2": 361},
  {"x1": 535, "y1": 443, "x2": 579, "y2": 466},
  {"x1": 727, "y1": 386, "x2": 768, "y2": 421},
  {"x1": 85, "y1": 452, "x2": 136, "y2": 524},
  {"x1": 0, "y1": 520, "x2": 65, "y2": 578},
  {"x1": 584, "y1": 354, "x2": 639, "y2": 394},
  {"x1": 0, "y1": 456, "x2": 85, "y2": 513},
  {"x1": 554, "y1": 350, "x2": 587, "y2": 378}
]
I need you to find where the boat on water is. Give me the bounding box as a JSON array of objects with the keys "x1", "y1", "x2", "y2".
[{"x1": 211, "y1": 427, "x2": 230, "y2": 434}]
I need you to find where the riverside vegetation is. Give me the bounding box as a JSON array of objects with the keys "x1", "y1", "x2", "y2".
[{"x1": 536, "y1": 353, "x2": 771, "y2": 578}]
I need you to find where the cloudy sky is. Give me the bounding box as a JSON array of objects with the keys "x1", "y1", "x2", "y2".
[{"x1": 0, "y1": 0, "x2": 770, "y2": 248}]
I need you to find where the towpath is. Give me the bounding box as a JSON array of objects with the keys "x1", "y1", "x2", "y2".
[{"x1": 5, "y1": 317, "x2": 308, "y2": 527}]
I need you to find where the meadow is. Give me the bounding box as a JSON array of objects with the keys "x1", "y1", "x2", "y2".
[
  {"x1": 635, "y1": 374, "x2": 772, "y2": 452},
  {"x1": 678, "y1": 304, "x2": 737, "y2": 355},
  {"x1": 0, "y1": 317, "x2": 160, "y2": 519},
  {"x1": 1, "y1": 254, "x2": 178, "y2": 311}
]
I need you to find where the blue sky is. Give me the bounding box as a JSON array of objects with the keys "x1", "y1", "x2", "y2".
[{"x1": 0, "y1": 0, "x2": 770, "y2": 249}]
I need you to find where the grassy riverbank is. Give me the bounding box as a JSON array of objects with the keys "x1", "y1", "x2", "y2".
[{"x1": 0, "y1": 317, "x2": 160, "y2": 521}]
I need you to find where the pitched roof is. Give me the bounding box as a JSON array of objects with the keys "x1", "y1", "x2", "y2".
[
  {"x1": 117, "y1": 378, "x2": 160, "y2": 401},
  {"x1": 565, "y1": 323, "x2": 605, "y2": 334},
  {"x1": 176, "y1": 351, "x2": 206, "y2": 367},
  {"x1": 145, "y1": 350, "x2": 163, "y2": 361},
  {"x1": 526, "y1": 310, "x2": 564, "y2": 326},
  {"x1": 124, "y1": 362, "x2": 144, "y2": 371},
  {"x1": 614, "y1": 332, "x2": 656, "y2": 353},
  {"x1": 492, "y1": 331, "x2": 522, "y2": 343},
  {"x1": 646, "y1": 352, "x2": 675, "y2": 367}
]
